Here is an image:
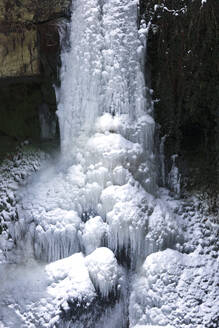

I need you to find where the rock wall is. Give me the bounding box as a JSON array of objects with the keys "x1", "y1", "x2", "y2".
[
  {"x1": 0, "y1": 0, "x2": 70, "y2": 77},
  {"x1": 0, "y1": 0, "x2": 70, "y2": 149},
  {"x1": 143, "y1": 0, "x2": 219, "y2": 207}
]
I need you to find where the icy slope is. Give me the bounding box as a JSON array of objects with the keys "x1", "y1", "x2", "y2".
[{"x1": 0, "y1": 249, "x2": 125, "y2": 328}]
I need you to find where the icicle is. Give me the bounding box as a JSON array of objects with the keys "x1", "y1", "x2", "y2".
[
  {"x1": 168, "y1": 154, "x2": 181, "y2": 196},
  {"x1": 85, "y1": 247, "x2": 120, "y2": 299}
]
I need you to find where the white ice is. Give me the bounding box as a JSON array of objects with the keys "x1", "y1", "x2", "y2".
[
  {"x1": 85, "y1": 247, "x2": 122, "y2": 298},
  {"x1": 0, "y1": 0, "x2": 184, "y2": 326},
  {"x1": 3, "y1": 0, "x2": 179, "y2": 267},
  {"x1": 129, "y1": 248, "x2": 219, "y2": 327},
  {"x1": 79, "y1": 216, "x2": 108, "y2": 255},
  {"x1": 0, "y1": 253, "x2": 96, "y2": 327}
]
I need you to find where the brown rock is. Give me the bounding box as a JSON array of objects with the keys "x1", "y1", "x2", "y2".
[
  {"x1": 0, "y1": 0, "x2": 70, "y2": 78},
  {"x1": 0, "y1": 0, "x2": 70, "y2": 24},
  {"x1": 0, "y1": 27, "x2": 38, "y2": 76}
]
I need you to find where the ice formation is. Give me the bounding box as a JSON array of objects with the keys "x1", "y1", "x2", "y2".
[
  {"x1": 4, "y1": 0, "x2": 178, "y2": 268},
  {"x1": 0, "y1": 253, "x2": 95, "y2": 327},
  {"x1": 129, "y1": 248, "x2": 219, "y2": 328},
  {"x1": 79, "y1": 216, "x2": 108, "y2": 255},
  {"x1": 1, "y1": 0, "x2": 217, "y2": 327},
  {"x1": 85, "y1": 247, "x2": 122, "y2": 298}
]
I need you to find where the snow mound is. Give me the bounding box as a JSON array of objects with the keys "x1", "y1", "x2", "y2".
[
  {"x1": 85, "y1": 247, "x2": 120, "y2": 298},
  {"x1": 0, "y1": 253, "x2": 96, "y2": 327},
  {"x1": 129, "y1": 249, "x2": 219, "y2": 328}
]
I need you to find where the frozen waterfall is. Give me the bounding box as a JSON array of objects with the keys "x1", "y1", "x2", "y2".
[
  {"x1": 7, "y1": 0, "x2": 178, "y2": 277},
  {"x1": 9, "y1": 0, "x2": 179, "y2": 268},
  {"x1": 0, "y1": 1, "x2": 180, "y2": 327},
  {"x1": 56, "y1": 0, "x2": 151, "y2": 156}
]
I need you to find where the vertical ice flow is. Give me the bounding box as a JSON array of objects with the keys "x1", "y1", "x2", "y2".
[
  {"x1": 56, "y1": 0, "x2": 152, "y2": 157},
  {"x1": 12, "y1": 0, "x2": 178, "y2": 267}
]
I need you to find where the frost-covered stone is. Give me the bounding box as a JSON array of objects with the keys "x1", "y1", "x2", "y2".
[
  {"x1": 0, "y1": 148, "x2": 47, "y2": 259},
  {"x1": 129, "y1": 249, "x2": 219, "y2": 328}
]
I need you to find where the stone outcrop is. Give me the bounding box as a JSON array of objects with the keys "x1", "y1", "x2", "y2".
[
  {"x1": 0, "y1": 27, "x2": 38, "y2": 77},
  {"x1": 0, "y1": 0, "x2": 70, "y2": 145},
  {"x1": 0, "y1": 0, "x2": 70, "y2": 77},
  {"x1": 0, "y1": 0, "x2": 70, "y2": 23}
]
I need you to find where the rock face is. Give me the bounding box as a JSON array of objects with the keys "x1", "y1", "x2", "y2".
[
  {"x1": 0, "y1": 27, "x2": 38, "y2": 77},
  {"x1": 143, "y1": 0, "x2": 219, "y2": 207},
  {"x1": 0, "y1": 0, "x2": 70, "y2": 77},
  {"x1": 0, "y1": 0, "x2": 70, "y2": 144},
  {"x1": 0, "y1": 0, "x2": 70, "y2": 23}
]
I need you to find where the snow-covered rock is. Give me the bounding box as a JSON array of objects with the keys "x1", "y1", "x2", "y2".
[
  {"x1": 129, "y1": 249, "x2": 219, "y2": 328},
  {"x1": 0, "y1": 148, "x2": 47, "y2": 260},
  {"x1": 0, "y1": 253, "x2": 96, "y2": 327}
]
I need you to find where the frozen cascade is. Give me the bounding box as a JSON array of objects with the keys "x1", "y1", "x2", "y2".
[
  {"x1": 4, "y1": 0, "x2": 180, "y2": 266},
  {"x1": 0, "y1": 0, "x2": 181, "y2": 327},
  {"x1": 8, "y1": 0, "x2": 179, "y2": 267}
]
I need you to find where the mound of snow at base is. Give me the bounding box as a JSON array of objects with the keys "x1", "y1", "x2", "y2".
[
  {"x1": 129, "y1": 249, "x2": 219, "y2": 328},
  {"x1": 0, "y1": 253, "x2": 96, "y2": 328}
]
